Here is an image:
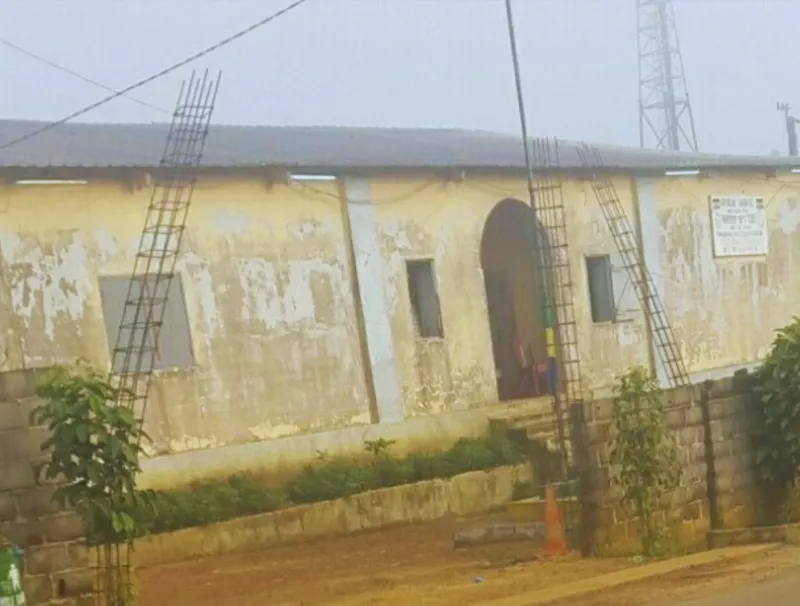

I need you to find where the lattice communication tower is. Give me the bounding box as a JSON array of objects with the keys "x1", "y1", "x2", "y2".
[{"x1": 637, "y1": 0, "x2": 698, "y2": 151}]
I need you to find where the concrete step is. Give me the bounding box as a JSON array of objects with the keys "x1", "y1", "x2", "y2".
[{"x1": 494, "y1": 411, "x2": 557, "y2": 432}]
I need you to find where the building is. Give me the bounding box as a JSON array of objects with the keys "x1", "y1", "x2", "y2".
[{"x1": 0, "y1": 120, "x2": 797, "y2": 487}]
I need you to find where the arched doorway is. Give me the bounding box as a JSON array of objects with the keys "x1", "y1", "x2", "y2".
[{"x1": 480, "y1": 199, "x2": 550, "y2": 401}]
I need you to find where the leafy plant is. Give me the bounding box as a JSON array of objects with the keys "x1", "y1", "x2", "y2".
[
  {"x1": 746, "y1": 318, "x2": 800, "y2": 522},
  {"x1": 143, "y1": 434, "x2": 527, "y2": 528},
  {"x1": 610, "y1": 366, "x2": 679, "y2": 557},
  {"x1": 285, "y1": 458, "x2": 377, "y2": 504},
  {"x1": 32, "y1": 362, "x2": 156, "y2": 604},
  {"x1": 141, "y1": 475, "x2": 286, "y2": 534},
  {"x1": 364, "y1": 438, "x2": 396, "y2": 457}
]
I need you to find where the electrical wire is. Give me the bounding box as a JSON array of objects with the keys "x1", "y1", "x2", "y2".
[
  {"x1": 0, "y1": 0, "x2": 311, "y2": 152},
  {"x1": 401, "y1": 0, "x2": 795, "y2": 3},
  {"x1": 0, "y1": 37, "x2": 170, "y2": 115}
]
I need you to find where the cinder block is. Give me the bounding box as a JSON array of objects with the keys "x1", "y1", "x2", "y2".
[
  {"x1": 682, "y1": 500, "x2": 704, "y2": 521},
  {"x1": 19, "y1": 397, "x2": 45, "y2": 427},
  {"x1": 25, "y1": 543, "x2": 70, "y2": 575},
  {"x1": 0, "y1": 426, "x2": 50, "y2": 462},
  {"x1": 0, "y1": 400, "x2": 26, "y2": 431},
  {"x1": 689, "y1": 479, "x2": 708, "y2": 501},
  {"x1": 0, "y1": 369, "x2": 40, "y2": 400},
  {"x1": 16, "y1": 485, "x2": 61, "y2": 518},
  {"x1": 665, "y1": 407, "x2": 686, "y2": 429},
  {"x1": 0, "y1": 462, "x2": 37, "y2": 491},
  {"x1": 0, "y1": 492, "x2": 17, "y2": 522},
  {"x1": 41, "y1": 513, "x2": 86, "y2": 543},
  {"x1": 0, "y1": 519, "x2": 45, "y2": 548},
  {"x1": 53, "y1": 567, "x2": 95, "y2": 597},
  {"x1": 685, "y1": 405, "x2": 704, "y2": 428},
  {"x1": 676, "y1": 426, "x2": 700, "y2": 447},
  {"x1": 66, "y1": 541, "x2": 89, "y2": 569},
  {"x1": 689, "y1": 442, "x2": 706, "y2": 464},
  {"x1": 712, "y1": 440, "x2": 731, "y2": 458},
  {"x1": 719, "y1": 417, "x2": 742, "y2": 440},
  {"x1": 708, "y1": 376, "x2": 737, "y2": 398},
  {"x1": 22, "y1": 573, "x2": 53, "y2": 604},
  {"x1": 664, "y1": 387, "x2": 693, "y2": 408}
]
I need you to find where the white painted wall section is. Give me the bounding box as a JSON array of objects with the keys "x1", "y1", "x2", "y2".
[{"x1": 343, "y1": 177, "x2": 404, "y2": 424}]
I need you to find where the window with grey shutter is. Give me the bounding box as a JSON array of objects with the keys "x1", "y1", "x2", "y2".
[
  {"x1": 405, "y1": 259, "x2": 444, "y2": 338},
  {"x1": 98, "y1": 275, "x2": 195, "y2": 371},
  {"x1": 585, "y1": 255, "x2": 616, "y2": 323}
]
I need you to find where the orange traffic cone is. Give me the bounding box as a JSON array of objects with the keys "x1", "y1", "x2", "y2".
[{"x1": 543, "y1": 483, "x2": 567, "y2": 557}]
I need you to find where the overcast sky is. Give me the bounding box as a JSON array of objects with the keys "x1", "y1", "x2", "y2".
[{"x1": 1, "y1": 0, "x2": 798, "y2": 156}]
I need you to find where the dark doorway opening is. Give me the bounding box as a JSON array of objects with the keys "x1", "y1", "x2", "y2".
[{"x1": 480, "y1": 199, "x2": 550, "y2": 401}]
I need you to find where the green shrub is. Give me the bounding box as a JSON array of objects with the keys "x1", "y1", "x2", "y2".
[
  {"x1": 142, "y1": 475, "x2": 286, "y2": 534},
  {"x1": 610, "y1": 366, "x2": 679, "y2": 557},
  {"x1": 746, "y1": 317, "x2": 800, "y2": 522},
  {"x1": 285, "y1": 458, "x2": 377, "y2": 504},
  {"x1": 405, "y1": 451, "x2": 455, "y2": 481},
  {"x1": 138, "y1": 433, "x2": 526, "y2": 535}
]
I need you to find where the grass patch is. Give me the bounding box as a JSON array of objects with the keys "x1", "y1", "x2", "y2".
[{"x1": 137, "y1": 434, "x2": 527, "y2": 535}]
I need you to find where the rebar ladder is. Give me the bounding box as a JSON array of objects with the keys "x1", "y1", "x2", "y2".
[
  {"x1": 110, "y1": 70, "x2": 221, "y2": 418},
  {"x1": 576, "y1": 143, "x2": 690, "y2": 387}
]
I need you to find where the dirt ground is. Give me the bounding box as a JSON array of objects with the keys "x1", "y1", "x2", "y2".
[
  {"x1": 137, "y1": 515, "x2": 800, "y2": 606},
  {"x1": 556, "y1": 544, "x2": 800, "y2": 606},
  {"x1": 137, "y1": 514, "x2": 633, "y2": 605}
]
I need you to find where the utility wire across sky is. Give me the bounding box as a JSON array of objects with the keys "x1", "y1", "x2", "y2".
[
  {"x1": 0, "y1": 38, "x2": 170, "y2": 115},
  {"x1": 0, "y1": 0, "x2": 310, "y2": 152}
]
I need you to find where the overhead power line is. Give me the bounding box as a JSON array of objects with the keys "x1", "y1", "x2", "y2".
[
  {"x1": 0, "y1": 0, "x2": 310, "y2": 152},
  {"x1": 0, "y1": 38, "x2": 169, "y2": 114},
  {"x1": 403, "y1": 0, "x2": 796, "y2": 3}
]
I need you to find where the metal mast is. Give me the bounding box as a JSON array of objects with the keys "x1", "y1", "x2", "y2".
[
  {"x1": 504, "y1": 0, "x2": 584, "y2": 483},
  {"x1": 777, "y1": 102, "x2": 799, "y2": 157},
  {"x1": 637, "y1": 0, "x2": 698, "y2": 151}
]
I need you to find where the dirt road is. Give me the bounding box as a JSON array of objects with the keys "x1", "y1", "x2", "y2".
[
  {"x1": 137, "y1": 515, "x2": 632, "y2": 605},
  {"x1": 675, "y1": 567, "x2": 800, "y2": 606},
  {"x1": 137, "y1": 513, "x2": 800, "y2": 605},
  {"x1": 563, "y1": 545, "x2": 800, "y2": 606}
]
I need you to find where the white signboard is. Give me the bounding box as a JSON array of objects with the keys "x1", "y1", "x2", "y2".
[{"x1": 709, "y1": 196, "x2": 768, "y2": 258}]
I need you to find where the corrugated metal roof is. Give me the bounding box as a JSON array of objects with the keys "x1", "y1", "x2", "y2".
[{"x1": 0, "y1": 120, "x2": 797, "y2": 171}]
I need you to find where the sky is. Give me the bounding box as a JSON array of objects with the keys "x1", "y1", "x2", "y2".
[{"x1": 1, "y1": 0, "x2": 799, "y2": 156}]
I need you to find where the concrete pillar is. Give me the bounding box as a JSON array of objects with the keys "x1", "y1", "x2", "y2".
[
  {"x1": 341, "y1": 177, "x2": 404, "y2": 424},
  {"x1": 634, "y1": 177, "x2": 669, "y2": 388}
]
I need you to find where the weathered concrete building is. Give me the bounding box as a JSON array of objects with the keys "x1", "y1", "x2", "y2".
[{"x1": 0, "y1": 120, "x2": 797, "y2": 487}]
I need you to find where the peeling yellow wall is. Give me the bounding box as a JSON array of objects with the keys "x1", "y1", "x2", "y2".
[
  {"x1": 652, "y1": 172, "x2": 800, "y2": 376},
  {"x1": 0, "y1": 178, "x2": 371, "y2": 455},
  {"x1": 369, "y1": 174, "x2": 649, "y2": 412},
  {"x1": 562, "y1": 176, "x2": 652, "y2": 393},
  {"x1": 4, "y1": 168, "x2": 793, "y2": 478}
]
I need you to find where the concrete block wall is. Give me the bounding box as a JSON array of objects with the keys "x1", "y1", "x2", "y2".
[
  {"x1": 702, "y1": 378, "x2": 758, "y2": 531},
  {"x1": 572, "y1": 377, "x2": 758, "y2": 556},
  {"x1": 0, "y1": 369, "x2": 96, "y2": 605}
]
